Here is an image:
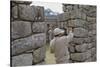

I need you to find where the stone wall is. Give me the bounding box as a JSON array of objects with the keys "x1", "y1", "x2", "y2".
[
  {"x1": 11, "y1": 1, "x2": 46, "y2": 66},
  {"x1": 57, "y1": 4, "x2": 96, "y2": 62},
  {"x1": 11, "y1": 1, "x2": 97, "y2": 66}
]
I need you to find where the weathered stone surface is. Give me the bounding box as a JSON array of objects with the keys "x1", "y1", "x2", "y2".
[
  {"x1": 12, "y1": 5, "x2": 18, "y2": 19},
  {"x1": 34, "y1": 6, "x2": 44, "y2": 22},
  {"x1": 12, "y1": 53, "x2": 33, "y2": 66},
  {"x1": 88, "y1": 30, "x2": 96, "y2": 37},
  {"x1": 12, "y1": 33, "x2": 46, "y2": 56},
  {"x1": 57, "y1": 10, "x2": 83, "y2": 21},
  {"x1": 68, "y1": 19, "x2": 87, "y2": 27},
  {"x1": 75, "y1": 43, "x2": 95, "y2": 52},
  {"x1": 32, "y1": 46, "x2": 46, "y2": 63},
  {"x1": 73, "y1": 28, "x2": 88, "y2": 37},
  {"x1": 81, "y1": 6, "x2": 96, "y2": 17},
  {"x1": 73, "y1": 38, "x2": 84, "y2": 44},
  {"x1": 88, "y1": 23, "x2": 96, "y2": 30},
  {"x1": 87, "y1": 16, "x2": 96, "y2": 24},
  {"x1": 71, "y1": 47, "x2": 96, "y2": 61},
  {"x1": 73, "y1": 37, "x2": 91, "y2": 44},
  {"x1": 69, "y1": 45, "x2": 75, "y2": 53},
  {"x1": 11, "y1": 21, "x2": 32, "y2": 39},
  {"x1": 75, "y1": 44, "x2": 88, "y2": 52},
  {"x1": 85, "y1": 54, "x2": 96, "y2": 62},
  {"x1": 32, "y1": 22, "x2": 46, "y2": 33},
  {"x1": 90, "y1": 35, "x2": 96, "y2": 42},
  {"x1": 18, "y1": 5, "x2": 36, "y2": 21}
]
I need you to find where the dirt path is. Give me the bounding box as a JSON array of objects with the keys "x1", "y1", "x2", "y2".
[{"x1": 45, "y1": 46, "x2": 56, "y2": 64}]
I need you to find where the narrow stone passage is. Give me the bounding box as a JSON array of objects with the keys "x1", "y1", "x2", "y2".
[{"x1": 45, "y1": 46, "x2": 56, "y2": 64}]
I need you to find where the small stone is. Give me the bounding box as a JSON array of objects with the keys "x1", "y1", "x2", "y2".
[
  {"x1": 12, "y1": 5, "x2": 18, "y2": 19},
  {"x1": 88, "y1": 30, "x2": 96, "y2": 37},
  {"x1": 69, "y1": 45, "x2": 75, "y2": 53},
  {"x1": 86, "y1": 16, "x2": 96, "y2": 24}
]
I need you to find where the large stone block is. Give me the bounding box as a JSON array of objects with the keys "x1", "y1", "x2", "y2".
[
  {"x1": 70, "y1": 47, "x2": 96, "y2": 61},
  {"x1": 12, "y1": 53, "x2": 33, "y2": 66},
  {"x1": 68, "y1": 19, "x2": 88, "y2": 28},
  {"x1": 57, "y1": 10, "x2": 83, "y2": 22},
  {"x1": 32, "y1": 22, "x2": 46, "y2": 33},
  {"x1": 75, "y1": 43, "x2": 95, "y2": 52},
  {"x1": 73, "y1": 28, "x2": 88, "y2": 37},
  {"x1": 11, "y1": 33, "x2": 46, "y2": 56},
  {"x1": 11, "y1": 21, "x2": 32, "y2": 39},
  {"x1": 18, "y1": 5, "x2": 36, "y2": 21},
  {"x1": 73, "y1": 37, "x2": 91, "y2": 44},
  {"x1": 32, "y1": 46, "x2": 46, "y2": 64}
]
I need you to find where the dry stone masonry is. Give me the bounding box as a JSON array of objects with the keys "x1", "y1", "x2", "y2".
[
  {"x1": 11, "y1": 0, "x2": 97, "y2": 66},
  {"x1": 60, "y1": 4, "x2": 97, "y2": 62},
  {"x1": 11, "y1": 1, "x2": 46, "y2": 66}
]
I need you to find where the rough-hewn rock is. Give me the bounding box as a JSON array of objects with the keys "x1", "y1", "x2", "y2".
[
  {"x1": 11, "y1": 33, "x2": 46, "y2": 56},
  {"x1": 32, "y1": 46, "x2": 46, "y2": 64},
  {"x1": 87, "y1": 16, "x2": 96, "y2": 24},
  {"x1": 73, "y1": 28, "x2": 88, "y2": 37},
  {"x1": 73, "y1": 37, "x2": 91, "y2": 44},
  {"x1": 34, "y1": 6, "x2": 44, "y2": 22},
  {"x1": 68, "y1": 19, "x2": 87, "y2": 27},
  {"x1": 88, "y1": 30, "x2": 96, "y2": 37},
  {"x1": 75, "y1": 43, "x2": 95, "y2": 52},
  {"x1": 68, "y1": 45, "x2": 75, "y2": 53},
  {"x1": 12, "y1": 5, "x2": 18, "y2": 19},
  {"x1": 12, "y1": 53, "x2": 33, "y2": 66},
  {"x1": 32, "y1": 22, "x2": 46, "y2": 33},
  {"x1": 70, "y1": 47, "x2": 96, "y2": 61},
  {"x1": 11, "y1": 21, "x2": 32, "y2": 39},
  {"x1": 18, "y1": 4, "x2": 36, "y2": 21}
]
